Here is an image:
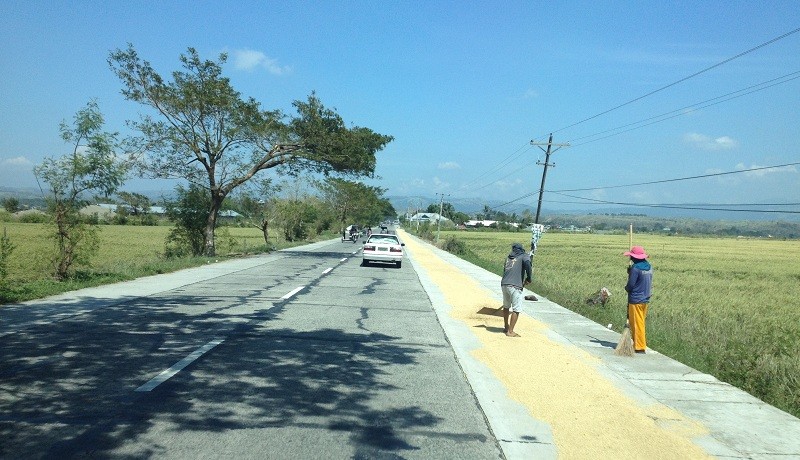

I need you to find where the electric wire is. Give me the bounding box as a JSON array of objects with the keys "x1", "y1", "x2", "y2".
[
  {"x1": 459, "y1": 43, "x2": 800, "y2": 197},
  {"x1": 538, "y1": 27, "x2": 800, "y2": 138},
  {"x1": 452, "y1": 30, "x2": 800, "y2": 211},
  {"x1": 567, "y1": 70, "x2": 800, "y2": 146},
  {"x1": 549, "y1": 162, "x2": 800, "y2": 193},
  {"x1": 458, "y1": 142, "x2": 532, "y2": 191},
  {"x1": 491, "y1": 162, "x2": 800, "y2": 208},
  {"x1": 549, "y1": 192, "x2": 800, "y2": 214}
]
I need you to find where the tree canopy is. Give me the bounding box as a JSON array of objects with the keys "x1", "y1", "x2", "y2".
[
  {"x1": 317, "y1": 178, "x2": 391, "y2": 230},
  {"x1": 108, "y1": 44, "x2": 393, "y2": 255}
]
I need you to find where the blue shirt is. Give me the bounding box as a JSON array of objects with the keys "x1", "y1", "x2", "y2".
[{"x1": 625, "y1": 260, "x2": 653, "y2": 303}]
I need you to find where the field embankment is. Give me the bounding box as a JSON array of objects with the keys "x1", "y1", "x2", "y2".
[{"x1": 426, "y1": 229, "x2": 800, "y2": 419}]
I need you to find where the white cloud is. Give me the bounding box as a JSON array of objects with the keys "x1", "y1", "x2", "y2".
[
  {"x1": 589, "y1": 189, "x2": 609, "y2": 201},
  {"x1": 437, "y1": 161, "x2": 460, "y2": 170},
  {"x1": 2, "y1": 156, "x2": 33, "y2": 166},
  {"x1": 523, "y1": 88, "x2": 539, "y2": 99},
  {"x1": 232, "y1": 49, "x2": 292, "y2": 75},
  {"x1": 432, "y1": 176, "x2": 450, "y2": 189},
  {"x1": 706, "y1": 163, "x2": 797, "y2": 187},
  {"x1": 630, "y1": 191, "x2": 655, "y2": 202},
  {"x1": 735, "y1": 162, "x2": 798, "y2": 178},
  {"x1": 494, "y1": 178, "x2": 523, "y2": 190},
  {"x1": 396, "y1": 178, "x2": 425, "y2": 194},
  {"x1": 683, "y1": 132, "x2": 738, "y2": 151}
]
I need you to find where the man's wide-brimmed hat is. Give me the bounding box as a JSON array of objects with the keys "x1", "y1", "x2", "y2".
[{"x1": 624, "y1": 245, "x2": 648, "y2": 259}]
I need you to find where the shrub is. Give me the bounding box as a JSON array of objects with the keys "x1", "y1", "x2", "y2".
[
  {"x1": 163, "y1": 184, "x2": 210, "y2": 257},
  {"x1": 0, "y1": 227, "x2": 15, "y2": 288},
  {"x1": 3, "y1": 197, "x2": 20, "y2": 213},
  {"x1": 18, "y1": 212, "x2": 49, "y2": 224},
  {"x1": 442, "y1": 236, "x2": 467, "y2": 255}
]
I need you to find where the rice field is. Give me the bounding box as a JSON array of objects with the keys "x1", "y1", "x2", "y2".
[
  {"x1": 3, "y1": 221, "x2": 798, "y2": 418},
  {"x1": 0, "y1": 223, "x2": 283, "y2": 303},
  {"x1": 434, "y1": 229, "x2": 800, "y2": 419}
]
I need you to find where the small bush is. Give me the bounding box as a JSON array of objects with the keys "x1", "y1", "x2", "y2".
[
  {"x1": 416, "y1": 223, "x2": 435, "y2": 241},
  {"x1": 0, "y1": 227, "x2": 15, "y2": 288},
  {"x1": 442, "y1": 236, "x2": 467, "y2": 255},
  {"x1": 18, "y1": 212, "x2": 49, "y2": 224}
]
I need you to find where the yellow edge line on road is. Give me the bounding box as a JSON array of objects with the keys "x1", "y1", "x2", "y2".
[{"x1": 398, "y1": 230, "x2": 711, "y2": 459}]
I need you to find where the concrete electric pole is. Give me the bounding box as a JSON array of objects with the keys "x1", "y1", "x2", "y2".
[
  {"x1": 531, "y1": 133, "x2": 570, "y2": 224},
  {"x1": 436, "y1": 192, "x2": 449, "y2": 243}
]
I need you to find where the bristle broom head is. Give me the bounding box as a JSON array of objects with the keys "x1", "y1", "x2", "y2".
[{"x1": 614, "y1": 326, "x2": 635, "y2": 357}]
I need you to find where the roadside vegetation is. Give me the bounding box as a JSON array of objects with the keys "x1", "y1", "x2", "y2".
[
  {"x1": 0, "y1": 222, "x2": 332, "y2": 304},
  {"x1": 410, "y1": 224, "x2": 800, "y2": 419},
  {"x1": 0, "y1": 44, "x2": 394, "y2": 304}
]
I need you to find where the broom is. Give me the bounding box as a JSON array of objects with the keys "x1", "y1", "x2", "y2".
[
  {"x1": 614, "y1": 224, "x2": 635, "y2": 357},
  {"x1": 614, "y1": 318, "x2": 634, "y2": 356}
]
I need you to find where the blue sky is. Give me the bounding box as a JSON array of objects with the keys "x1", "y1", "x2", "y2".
[{"x1": 1, "y1": 1, "x2": 799, "y2": 219}]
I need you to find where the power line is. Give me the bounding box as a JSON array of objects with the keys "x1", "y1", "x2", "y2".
[
  {"x1": 459, "y1": 142, "x2": 532, "y2": 191},
  {"x1": 492, "y1": 162, "x2": 800, "y2": 208},
  {"x1": 471, "y1": 159, "x2": 536, "y2": 192},
  {"x1": 549, "y1": 192, "x2": 800, "y2": 214},
  {"x1": 567, "y1": 70, "x2": 800, "y2": 146},
  {"x1": 548, "y1": 162, "x2": 800, "y2": 193},
  {"x1": 540, "y1": 27, "x2": 800, "y2": 138},
  {"x1": 544, "y1": 198, "x2": 800, "y2": 207}
]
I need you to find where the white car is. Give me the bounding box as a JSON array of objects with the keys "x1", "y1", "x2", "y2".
[{"x1": 362, "y1": 234, "x2": 404, "y2": 268}]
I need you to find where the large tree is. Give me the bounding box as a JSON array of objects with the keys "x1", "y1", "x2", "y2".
[
  {"x1": 109, "y1": 45, "x2": 393, "y2": 256},
  {"x1": 317, "y1": 178, "x2": 391, "y2": 233}
]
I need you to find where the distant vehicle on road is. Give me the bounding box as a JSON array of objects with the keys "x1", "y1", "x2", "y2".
[
  {"x1": 343, "y1": 225, "x2": 359, "y2": 243},
  {"x1": 362, "y1": 233, "x2": 404, "y2": 268}
]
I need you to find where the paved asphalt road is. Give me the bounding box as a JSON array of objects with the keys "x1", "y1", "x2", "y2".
[
  {"x1": 0, "y1": 237, "x2": 501, "y2": 459},
  {"x1": 4, "y1": 230, "x2": 800, "y2": 459}
]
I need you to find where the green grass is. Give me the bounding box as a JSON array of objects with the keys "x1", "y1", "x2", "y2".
[
  {"x1": 430, "y1": 229, "x2": 800, "y2": 419},
  {"x1": 0, "y1": 222, "x2": 334, "y2": 304}
]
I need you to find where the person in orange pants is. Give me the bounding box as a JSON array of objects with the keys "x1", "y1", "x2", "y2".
[{"x1": 624, "y1": 246, "x2": 653, "y2": 354}]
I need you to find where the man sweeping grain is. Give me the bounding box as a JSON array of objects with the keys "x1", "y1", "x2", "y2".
[
  {"x1": 501, "y1": 243, "x2": 532, "y2": 337},
  {"x1": 624, "y1": 246, "x2": 653, "y2": 354}
]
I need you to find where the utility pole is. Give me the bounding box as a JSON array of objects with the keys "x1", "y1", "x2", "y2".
[
  {"x1": 531, "y1": 133, "x2": 570, "y2": 224},
  {"x1": 436, "y1": 192, "x2": 449, "y2": 243}
]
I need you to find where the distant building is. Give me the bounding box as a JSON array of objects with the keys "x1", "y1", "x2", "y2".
[
  {"x1": 80, "y1": 203, "x2": 168, "y2": 217},
  {"x1": 409, "y1": 212, "x2": 448, "y2": 223},
  {"x1": 464, "y1": 220, "x2": 498, "y2": 228}
]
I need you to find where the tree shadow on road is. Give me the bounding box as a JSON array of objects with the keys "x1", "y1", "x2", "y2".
[{"x1": 0, "y1": 289, "x2": 479, "y2": 457}]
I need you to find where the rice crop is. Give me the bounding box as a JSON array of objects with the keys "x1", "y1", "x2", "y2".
[{"x1": 434, "y1": 230, "x2": 800, "y2": 419}]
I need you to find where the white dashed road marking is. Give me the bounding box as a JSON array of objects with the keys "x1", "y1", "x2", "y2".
[
  {"x1": 135, "y1": 259, "x2": 338, "y2": 393},
  {"x1": 281, "y1": 286, "x2": 305, "y2": 300},
  {"x1": 135, "y1": 338, "x2": 225, "y2": 392}
]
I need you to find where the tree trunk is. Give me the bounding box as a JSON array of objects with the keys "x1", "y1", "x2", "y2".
[
  {"x1": 260, "y1": 219, "x2": 269, "y2": 245},
  {"x1": 54, "y1": 203, "x2": 72, "y2": 280},
  {"x1": 204, "y1": 194, "x2": 224, "y2": 257}
]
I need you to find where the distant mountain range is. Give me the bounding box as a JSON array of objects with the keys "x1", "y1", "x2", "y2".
[
  {"x1": 2, "y1": 186, "x2": 796, "y2": 223},
  {"x1": 386, "y1": 195, "x2": 800, "y2": 223}
]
